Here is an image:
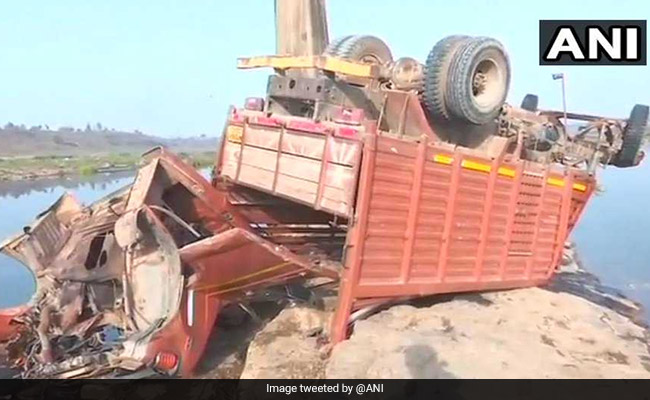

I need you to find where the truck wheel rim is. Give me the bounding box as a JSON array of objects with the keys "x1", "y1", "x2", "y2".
[{"x1": 471, "y1": 57, "x2": 504, "y2": 111}]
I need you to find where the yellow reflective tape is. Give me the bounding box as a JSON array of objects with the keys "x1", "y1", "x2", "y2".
[
  {"x1": 497, "y1": 167, "x2": 516, "y2": 177},
  {"x1": 194, "y1": 261, "x2": 293, "y2": 293},
  {"x1": 547, "y1": 177, "x2": 565, "y2": 187},
  {"x1": 237, "y1": 56, "x2": 315, "y2": 69},
  {"x1": 226, "y1": 125, "x2": 243, "y2": 143},
  {"x1": 572, "y1": 183, "x2": 587, "y2": 192},
  {"x1": 430, "y1": 154, "x2": 585, "y2": 191},
  {"x1": 433, "y1": 154, "x2": 454, "y2": 165},
  {"x1": 434, "y1": 156, "x2": 517, "y2": 178},
  {"x1": 546, "y1": 177, "x2": 587, "y2": 192},
  {"x1": 461, "y1": 160, "x2": 491, "y2": 173}
]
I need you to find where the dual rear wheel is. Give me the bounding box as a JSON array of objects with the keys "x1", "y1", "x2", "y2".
[
  {"x1": 325, "y1": 35, "x2": 647, "y2": 168},
  {"x1": 423, "y1": 36, "x2": 511, "y2": 125},
  {"x1": 326, "y1": 34, "x2": 511, "y2": 126}
]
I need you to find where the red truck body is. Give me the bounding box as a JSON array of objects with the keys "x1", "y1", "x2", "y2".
[{"x1": 217, "y1": 91, "x2": 595, "y2": 342}]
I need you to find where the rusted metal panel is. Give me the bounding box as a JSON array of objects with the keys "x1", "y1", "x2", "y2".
[
  {"x1": 0, "y1": 306, "x2": 29, "y2": 342},
  {"x1": 219, "y1": 114, "x2": 363, "y2": 218},
  {"x1": 0, "y1": 193, "x2": 82, "y2": 272},
  {"x1": 380, "y1": 91, "x2": 438, "y2": 139}
]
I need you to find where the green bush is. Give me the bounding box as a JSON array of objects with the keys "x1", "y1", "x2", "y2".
[{"x1": 78, "y1": 164, "x2": 97, "y2": 176}]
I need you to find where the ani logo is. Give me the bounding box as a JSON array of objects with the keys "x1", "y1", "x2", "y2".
[{"x1": 540, "y1": 20, "x2": 647, "y2": 65}]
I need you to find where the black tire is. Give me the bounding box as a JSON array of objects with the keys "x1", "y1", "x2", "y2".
[
  {"x1": 324, "y1": 35, "x2": 353, "y2": 56},
  {"x1": 446, "y1": 37, "x2": 511, "y2": 125},
  {"x1": 614, "y1": 104, "x2": 649, "y2": 167},
  {"x1": 521, "y1": 94, "x2": 539, "y2": 111},
  {"x1": 423, "y1": 35, "x2": 471, "y2": 120},
  {"x1": 335, "y1": 35, "x2": 393, "y2": 65}
]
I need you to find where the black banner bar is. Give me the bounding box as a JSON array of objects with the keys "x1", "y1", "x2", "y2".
[{"x1": 2, "y1": 380, "x2": 650, "y2": 400}]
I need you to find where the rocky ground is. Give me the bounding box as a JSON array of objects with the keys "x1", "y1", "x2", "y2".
[
  {"x1": 197, "y1": 248, "x2": 650, "y2": 379},
  {"x1": 325, "y1": 287, "x2": 649, "y2": 379}
]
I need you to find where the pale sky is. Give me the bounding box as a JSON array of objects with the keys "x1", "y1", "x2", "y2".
[{"x1": 1, "y1": 0, "x2": 648, "y2": 137}]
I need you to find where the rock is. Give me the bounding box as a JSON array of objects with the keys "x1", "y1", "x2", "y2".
[
  {"x1": 239, "y1": 306, "x2": 329, "y2": 379},
  {"x1": 326, "y1": 288, "x2": 650, "y2": 379},
  {"x1": 238, "y1": 271, "x2": 650, "y2": 379}
]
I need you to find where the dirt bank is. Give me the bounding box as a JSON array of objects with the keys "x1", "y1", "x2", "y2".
[{"x1": 233, "y1": 266, "x2": 649, "y2": 379}]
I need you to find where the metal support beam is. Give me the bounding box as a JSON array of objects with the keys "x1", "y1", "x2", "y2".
[{"x1": 275, "y1": 0, "x2": 329, "y2": 57}]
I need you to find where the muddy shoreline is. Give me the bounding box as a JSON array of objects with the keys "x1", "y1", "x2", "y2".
[{"x1": 0, "y1": 166, "x2": 135, "y2": 182}]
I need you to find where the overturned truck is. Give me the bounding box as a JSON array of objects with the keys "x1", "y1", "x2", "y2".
[{"x1": 0, "y1": 32, "x2": 647, "y2": 378}]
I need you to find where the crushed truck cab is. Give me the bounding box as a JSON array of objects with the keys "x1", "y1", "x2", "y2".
[{"x1": 0, "y1": 149, "x2": 337, "y2": 378}]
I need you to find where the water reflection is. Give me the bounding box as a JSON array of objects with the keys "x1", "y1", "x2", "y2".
[{"x1": 0, "y1": 171, "x2": 134, "y2": 200}]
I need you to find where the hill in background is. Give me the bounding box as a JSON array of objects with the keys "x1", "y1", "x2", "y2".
[{"x1": 0, "y1": 123, "x2": 218, "y2": 157}]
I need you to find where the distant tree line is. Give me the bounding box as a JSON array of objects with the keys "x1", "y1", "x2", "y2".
[{"x1": 1, "y1": 122, "x2": 144, "y2": 135}]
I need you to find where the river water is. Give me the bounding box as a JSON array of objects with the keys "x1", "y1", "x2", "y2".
[
  {"x1": 0, "y1": 164, "x2": 649, "y2": 318},
  {"x1": 572, "y1": 159, "x2": 650, "y2": 315}
]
